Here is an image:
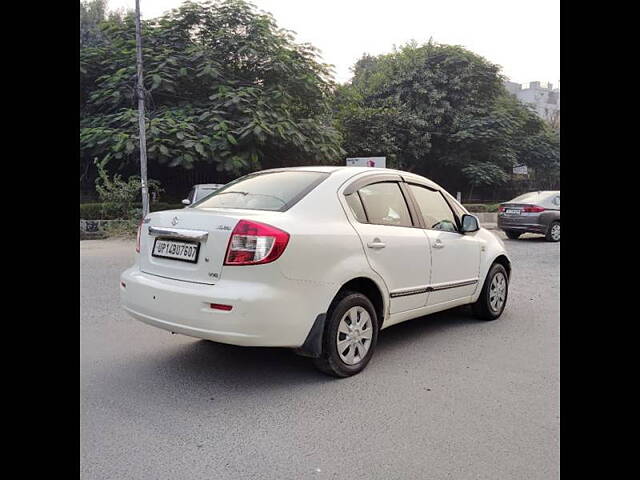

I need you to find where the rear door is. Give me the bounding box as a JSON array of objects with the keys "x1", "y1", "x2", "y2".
[
  {"x1": 345, "y1": 181, "x2": 431, "y2": 314},
  {"x1": 406, "y1": 184, "x2": 482, "y2": 306}
]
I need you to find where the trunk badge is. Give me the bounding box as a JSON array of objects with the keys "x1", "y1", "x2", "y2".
[{"x1": 171, "y1": 216, "x2": 179, "y2": 226}]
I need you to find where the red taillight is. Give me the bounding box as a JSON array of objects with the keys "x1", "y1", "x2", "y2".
[
  {"x1": 136, "y1": 220, "x2": 143, "y2": 253},
  {"x1": 498, "y1": 205, "x2": 506, "y2": 212},
  {"x1": 522, "y1": 205, "x2": 545, "y2": 213},
  {"x1": 224, "y1": 219, "x2": 290, "y2": 266}
]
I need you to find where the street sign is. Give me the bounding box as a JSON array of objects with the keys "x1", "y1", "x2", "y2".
[
  {"x1": 346, "y1": 157, "x2": 386, "y2": 168},
  {"x1": 513, "y1": 165, "x2": 528, "y2": 175}
]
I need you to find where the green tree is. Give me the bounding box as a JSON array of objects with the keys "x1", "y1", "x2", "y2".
[
  {"x1": 80, "y1": 0, "x2": 343, "y2": 188},
  {"x1": 80, "y1": 0, "x2": 130, "y2": 48},
  {"x1": 336, "y1": 41, "x2": 560, "y2": 196}
]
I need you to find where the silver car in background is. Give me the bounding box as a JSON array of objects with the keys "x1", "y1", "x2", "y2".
[
  {"x1": 182, "y1": 183, "x2": 226, "y2": 206},
  {"x1": 498, "y1": 191, "x2": 560, "y2": 241}
]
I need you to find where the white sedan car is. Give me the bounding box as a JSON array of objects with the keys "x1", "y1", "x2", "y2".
[{"x1": 121, "y1": 167, "x2": 511, "y2": 377}]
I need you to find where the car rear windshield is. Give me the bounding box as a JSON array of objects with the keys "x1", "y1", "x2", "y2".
[
  {"x1": 191, "y1": 171, "x2": 329, "y2": 211},
  {"x1": 510, "y1": 192, "x2": 547, "y2": 203}
]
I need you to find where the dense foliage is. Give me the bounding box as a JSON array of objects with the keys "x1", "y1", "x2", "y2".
[
  {"x1": 335, "y1": 42, "x2": 560, "y2": 195},
  {"x1": 80, "y1": 0, "x2": 343, "y2": 187},
  {"x1": 80, "y1": 0, "x2": 559, "y2": 204}
]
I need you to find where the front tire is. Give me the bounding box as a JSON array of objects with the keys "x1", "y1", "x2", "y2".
[
  {"x1": 313, "y1": 291, "x2": 379, "y2": 377},
  {"x1": 472, "y1": 263, "x2": 509, "y2": 321},
  {"x1": 545, "y1": 221, "x2": 560, "y2": 242},
  {"x1": 505, "y1": 230, "x2": 521, "y2": 240}
]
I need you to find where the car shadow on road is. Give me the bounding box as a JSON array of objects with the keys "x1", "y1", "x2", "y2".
[
  {"x1": 375, "y1": 306, "x2": 475, "y2": 355},
  {"x1": 106, "y1": 305, "x2": 479, "y2": 403}
]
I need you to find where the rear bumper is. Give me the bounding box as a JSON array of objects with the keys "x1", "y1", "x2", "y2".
[
  {"x1": 498, "y1": 217, "x2": 548, "y2": 234},
  {"x1": 120, "y1": 266, "x2": 331, "y2": 348},
  {"x1": 498, "y1": 223, "x2": 547, "y2": 234}
]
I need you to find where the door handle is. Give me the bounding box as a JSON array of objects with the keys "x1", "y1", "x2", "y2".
[
  {"x1": 432, "y1": 240, "x2": 445, "y2": 249},
  {"x1": 367, "y1": 239, "x2": 386, "y2": 249}
]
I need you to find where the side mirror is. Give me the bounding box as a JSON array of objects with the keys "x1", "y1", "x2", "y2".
[
  {"x1": 181, "y1": 199, "x2": 191, "y2": 206},
  {"x1": 461, "y1": 214, "x2": 479, "y2": 233}
]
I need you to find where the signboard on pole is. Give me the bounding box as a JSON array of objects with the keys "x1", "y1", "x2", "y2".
[
  {"x1": 346, "y1": 157, "x2": 386, "y2": 168},
  {"x1": 513, "y1": 164, "x2": 528, "y2": 175}
]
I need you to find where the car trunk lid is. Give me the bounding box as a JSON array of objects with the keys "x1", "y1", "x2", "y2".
[{"x1": 138, "y1": 208, "x2": 273, "y2": 284}]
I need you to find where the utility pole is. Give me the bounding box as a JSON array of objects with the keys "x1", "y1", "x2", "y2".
[{"x1": 135, "y1": 0, "x2": 150, "y2": 218}]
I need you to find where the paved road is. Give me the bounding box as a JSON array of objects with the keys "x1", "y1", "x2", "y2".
[{"x1": 80, "y1": 232, "x2": 559, "y2": 480}]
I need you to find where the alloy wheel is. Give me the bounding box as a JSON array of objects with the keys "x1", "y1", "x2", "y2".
[
  {"x1": 489, "y1": 272, "x2": 507, "y2": 312},
  {"x1": 336, "y1": 306, "x2": 373, "y2": 365}
]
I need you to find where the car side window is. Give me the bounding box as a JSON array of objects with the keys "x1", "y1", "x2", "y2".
[
  {"x1": 345, "y1": 193, "x2": 368, "y2": 223},
  {"x1": 357, "y1": 182, "x2": 413, "y2": 227},
  {"x1": 408, "y1": 184, "x2": 458, "y2": 232},
  {"x1": 443, "y1": 192, "x2": 466, "y2": 218}
]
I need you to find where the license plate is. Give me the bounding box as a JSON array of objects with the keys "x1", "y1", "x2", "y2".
[
  {"x1": 505, "y1": 209, "x2": 521, "y2": 214},
  {"x1": 152, "y1": 238, "x2": 200, "y2": 263}
]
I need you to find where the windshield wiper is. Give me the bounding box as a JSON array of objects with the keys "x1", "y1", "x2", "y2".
[{"x1": 214, "y1": 190, "x2": 249, "y2": 196}]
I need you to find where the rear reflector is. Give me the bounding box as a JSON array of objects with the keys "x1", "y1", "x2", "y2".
[{"x1": 210, "y1": 303, "x2": 233, "y2": 311}]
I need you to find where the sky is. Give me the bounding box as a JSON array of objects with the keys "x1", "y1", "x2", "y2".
[{"x1": 108, "y1": 0, "x2": 559, "y2": 87}]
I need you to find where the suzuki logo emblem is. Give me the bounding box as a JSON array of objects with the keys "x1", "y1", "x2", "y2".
[{"x1": 171, "y1": 216, "x2": 179, "y2": 226}]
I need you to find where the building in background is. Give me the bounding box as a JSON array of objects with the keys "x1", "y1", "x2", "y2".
[{"x1": 505, "y1": 80, "x2": 560, "y2": 129}]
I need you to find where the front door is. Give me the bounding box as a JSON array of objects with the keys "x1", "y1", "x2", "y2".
[{"x1": 406, "y1": 184, "x2": 482, "y2": 306}]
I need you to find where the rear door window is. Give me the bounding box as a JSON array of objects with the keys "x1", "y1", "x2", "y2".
[
  {"x1": 345, "y1": 193, "x2": 368, "y2": 223},
  {"x1": 358, "y1": 182, "x2": 413, "y2": 227},
  {"x1": 193, "y1": 171, "x2": 329, "y2": 211}
]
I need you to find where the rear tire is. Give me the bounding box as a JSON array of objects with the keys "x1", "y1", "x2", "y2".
[
  {"x1": 313, "y1": 291, "x2": 379, "y2": 377},
  {"x1": 472, "y1": 263, "x2": 509, "y2": 321},
  {"x1": 545, "y1": 221, "x2": 560, "y2": 242},
  {"x1": 505, "y1": 230, "x2": 521, "y2": 240}
]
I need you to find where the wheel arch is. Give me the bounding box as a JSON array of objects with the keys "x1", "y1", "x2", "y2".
[
  {"x1": 333, "y1": 276, "x2": 387, "y2": 328},
  {"x1": 492, "y1": 254, "x2": 512, "y2": 279},
  {"x1": 295, "y1": 275, "x2": 387, "y2": 359},
  {"x1": 472, "y1": 251, "x2": 512, "y2": 304}
]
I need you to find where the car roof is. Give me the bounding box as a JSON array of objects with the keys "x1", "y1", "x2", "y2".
[{"x1": 256, "y1": 166, "x2": 442, "y2": 188}]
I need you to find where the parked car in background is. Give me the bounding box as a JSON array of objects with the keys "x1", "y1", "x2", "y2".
[
  {"x1": 182, "y1": 184, "x2": 226, "y2": 205},
  {"x1": 498, "y1": 191, "x2": 560, "y2": 241},
  {"x1": 121, "y1": 167, "x2": 511, "y2": 377}
]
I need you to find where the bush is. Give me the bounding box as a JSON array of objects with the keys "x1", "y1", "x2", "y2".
[
  {"x1": 102, "y1": 219, "x2": 139, "y2": 238},
  {"x1": 80, "y1": 202, "x2": 183, "y2": 219},
  {"x1": 80, "y1": 203, "x2": 106, "y2": 219},
  {"x1": 464, "y1": 203, "x2": 500, "y2": 213},
  {"x1": 95, "y1": 161, "x2": 163, "y2": 220}
]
